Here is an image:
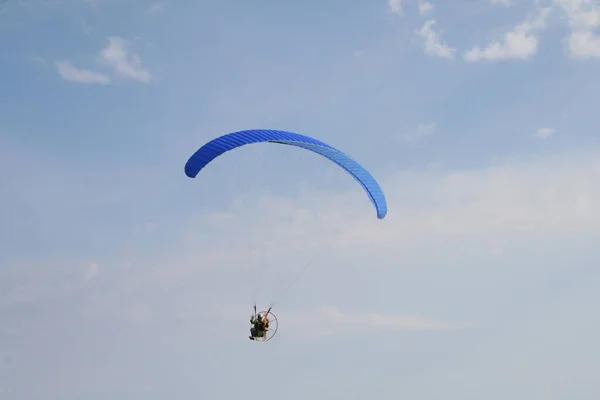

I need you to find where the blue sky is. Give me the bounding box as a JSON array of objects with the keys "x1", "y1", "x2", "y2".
[{"x1": 2, "y1": 0, "x2": 600, "y2": 398}]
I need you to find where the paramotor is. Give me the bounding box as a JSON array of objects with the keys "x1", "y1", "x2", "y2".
[{"x1": 184, "y1": 129, "x2": 388, "y2": 341}]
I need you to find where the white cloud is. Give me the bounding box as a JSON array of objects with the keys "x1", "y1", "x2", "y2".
[
  {"x1": 417, "y1": 20, "x2": 456, "y2": 58},
  {"x1": 490, "y1": 0, "x2": 511, "y2": 5},
  {"x1": 463, "y1": 7, "x2": 551, "y2": 62},
  {"x1": 418, "y1": 0, "x2": 434, "y2": 16},
  {"x1": 54, "y1": 60, "x2": 110, "y2": 85},
  {"x1": 54, "y1": 37, "x2": 150, "y2": 84},
  {"x1": 536, "y1": 127, "x2": 555, "y2": 138},
  {"x1": 99, "y1": 37, "x2": 151, "y2": 83},
  {"x1": 552, "y1": 0, "x2": 600, "y2": 58},
  {"x1": 553, "y1": 0, "x2": 600, "y2": 31},
  {"x1": 388, "y1": 0, "x2": 402, "y2": 14},
  {"x1": 568, "y1": 29, "x2": 600, "y2": 57},
  {"x1": 405, "y1": 122, "x2": 435, "y2": 142}
]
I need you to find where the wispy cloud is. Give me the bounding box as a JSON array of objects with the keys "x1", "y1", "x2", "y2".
[
  {"x1": 54, "y1": 60, "x2": 110, "y2": 85},
  {"x1": 85, "y1": 262, "x2": 99, "y2": 281},
  {"x1": 418, "y1": 0, "x2": 434, "y2": 16},
  {"x1": 148, "y1": 2, "x2": 164, "y2": 15},
  {"x1": 31, "y1": 55, "x2": 46, "y2": 65},
  {"x1": 404, "y1": 122, "x2": 435, "y2": 142},
  {"x1": 100, "y1": 37, "x2": 151, "y2": 83},
  {"x1": 1, "y1": 259, "x2": 96, "y2": 309},
  {"x1": 388, "y1": 0, "x2": 402, "y2": 15},
  {"x1": 536, "y1": 127, "x2": 555, "y2": 138},
  {"x1": 81, "y1": 19, "x2": 93, "y2": 36},
  {"x1": 285, "y1": 305, "x2": 472, "y2": 338},
  {"x1": 54, "y1": 37, "x2": 150, "y2": 84},
  {"x1": 122, "y1": 302, "x2": 154, "y2": 323},
  {"x1": 417, "y1": 20, "x2": 456, "y2": 58},
  {"x1": 463, "y1": 7, "x2": 551, "y2": 62}
]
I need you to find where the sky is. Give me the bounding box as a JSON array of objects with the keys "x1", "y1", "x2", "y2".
[{"x1": 1, "y1": 0, "x2": 600, "y2": 398}]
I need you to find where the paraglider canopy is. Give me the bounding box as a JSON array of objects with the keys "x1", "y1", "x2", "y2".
[{"x1": 184, "y1": 129, "x2": 387, "y2": 219}]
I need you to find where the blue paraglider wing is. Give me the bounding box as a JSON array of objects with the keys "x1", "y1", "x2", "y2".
[{"x1": 184, "y1": 129, "x2": 387, "y2": 219}]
